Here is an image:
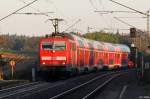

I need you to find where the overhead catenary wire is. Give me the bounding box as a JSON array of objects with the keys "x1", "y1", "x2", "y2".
[
  {"x1": 94, "y1": 10, "x2": 137, "y2": 13},
  {"x1": 109, "y1": 0, "x2": 150, "y2": 36},
  {"x1": 18, "y1": 0, "x2": 40, "y2": 12},
  {"x1": 114, "y1": 17, "x2": 136, "y2": 28},
  {"x1": 18, "y1": 0, "x2": 53, "y2": 18},
  {"x1": 14, "y1": 12, "x2": 54, "y2": 15},
  {"x1": 114, "y1": 17, "x2": 144, "y2": 32},
  {"x1": 90, "y1": 0, "x2": 114, "y2": 32},
  {"x1": 109, "y1": 0, "x2": 148, "y2": 16},
  {"x1": 89, "y1": 0, "x2": 98, "y2": 10},
  {"x1": 45, "y1": 0, "x2": 70, "y2": 23},
  {"x1": 45, "y1": 0, "x2": 78, "y2": 33},
  {"x1": 0, "y1": 0, "x2": 38, "y2": 22},
  {"x1": 98, "y1": 0, "x2": 102, "y2": 5},
  {"x1": 103, "y1": 28, "x2": 129, "y2": 30},
  {"x1": 115, "y1": 17, "x2": 147, "y2": 19},
  {"x1": 62, "y1": 19, "x2": 81, "y2": 33},
  {"x1": 96, "y1": 0, "x2": 148, "y2": 33}
]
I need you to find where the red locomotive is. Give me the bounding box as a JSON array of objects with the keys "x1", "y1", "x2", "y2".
[{"x1": 38, "y1": 33, "x2": 130, "y2": 75}]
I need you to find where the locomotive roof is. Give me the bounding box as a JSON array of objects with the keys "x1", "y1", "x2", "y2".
[{"x1": 44, "y1": 33, "x2": 130, "y2": 52}]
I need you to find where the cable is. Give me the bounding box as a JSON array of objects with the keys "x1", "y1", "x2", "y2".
[
  {"x1": 18, "y1": 0, "x2": 53, "y2": 18},
  {"x1": 14, "y1": 12, "x2": 54, "y2": 15},
  {"x1": 114, "y1": 17, "x2": 135, "y2": 27},
  {"x1": 109, "y1": 0, "x2": 148, "y2": 16},
  {"x1": 62, "y1": 19, "x2": 81, "y2": 33},
  {"x1": 45, "y1": 0, "x2": 70, "y2": 23},
  {"x1": 90, "y1": 0, "x2": 113, "y2": 32},
  {"x1": 113, "y1": 17, "x2": 145, "y2": 32},
  {"x1": 89, "y1": 0, "x2": 98, "y2": 10},
  {"x1": 95, "y1": 11, "x2": 137, "y2": 13},
  {"x1": 115, "y1": 17, "x2": 146, "y2": 19},
  {"x1": 98, "y1": 0, "x2": 105, "y2": 9},
  {"x1": 97, "y1": 0, "x2": 113, "y2": 29},
  {"x1": 19, "y1": 0, "x2": 40, "y2": 12},
  {"x1": 0, "y1": 0, "x2": 38, "y2": 22}
]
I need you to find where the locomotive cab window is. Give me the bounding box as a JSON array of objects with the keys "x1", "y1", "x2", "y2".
[
  {"x1": 42, "y1": 41, "x2": 66, "y2": 50},
  {"x1": 54, "y1": 41, "x2": 66, "y2": 50},
  {"x1": 42, "y1": 42, "x2": 53, "y2": 50}
]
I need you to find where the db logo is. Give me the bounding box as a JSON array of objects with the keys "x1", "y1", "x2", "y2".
[{"x1": 9, "y1": 60, "x2": 16, "y2": 67}]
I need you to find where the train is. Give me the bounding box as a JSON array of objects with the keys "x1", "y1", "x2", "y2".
[{"x1": 38, "y1": 33, "x2": 132, "y2": 76}]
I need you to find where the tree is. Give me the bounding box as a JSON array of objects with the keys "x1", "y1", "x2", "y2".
[{"x1": 83, "y1": 31, "x2": 121, "y2": 43}]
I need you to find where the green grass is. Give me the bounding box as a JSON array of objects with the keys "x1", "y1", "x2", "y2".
[
  {"x1": 0, "y1": 49, "x2": 37, "y2": 56},
  {"x1": 0, "y1": 49, "x2": 16, "y2": 53}
]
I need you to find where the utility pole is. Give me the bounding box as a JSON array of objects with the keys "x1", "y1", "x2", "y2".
[
  {"x1": 87, "y1": 26, "x2": 93, "y2": 33},
  {"x1": 48, "y1": 18, "x2": 63, "y2": 34},
  {"x1": 147, "y1": 10, "x2": 150, "y2": 35}
]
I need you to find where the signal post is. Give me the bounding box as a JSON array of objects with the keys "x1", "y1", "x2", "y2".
[
  {"x1": 9, "y1": 60, "x2": 16, "y2": 79},
  {"x1": 0, "y1": 55, "x2": 4, "y2": 80}
]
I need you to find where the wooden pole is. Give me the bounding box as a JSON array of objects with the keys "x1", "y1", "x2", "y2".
[{"x1": 0, "y1": 66, "x2": 3, "y2": 80}]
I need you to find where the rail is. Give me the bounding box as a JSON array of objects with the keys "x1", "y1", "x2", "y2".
[{"x1": 49, "y1": 71, "x2": 125, "y2": 99}]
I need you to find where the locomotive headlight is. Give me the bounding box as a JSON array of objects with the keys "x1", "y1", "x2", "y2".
[
  {"x1": 62, "y1": 62, "x2": 66, "y2": 64},
  {"x1": 43, "y1": 62, "x2": 45, "y2": 64},
  {"x1": 52, "y1": 50, "x2": 55, "y2": 53}
]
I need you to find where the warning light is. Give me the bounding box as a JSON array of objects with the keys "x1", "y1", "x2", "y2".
[{"x1": 9, "y1": 60, "x2": 16, "y2": 67}]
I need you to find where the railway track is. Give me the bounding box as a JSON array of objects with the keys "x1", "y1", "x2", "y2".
[
  {"x1": 0, "y1": 81, "x2": 65, "y2": 99},
  {"x1": 0, "y1": 70, "x2": 132, "y2": 99},
  {"x1": 0, "y1": 81, "x2": 42, "y2": 94},
  {"x1": 0, "y1": 72, "x2": 102, "y2": 99},
  {"x1": 0, "y1": 80, "x2": 29, "y2": 89},
  {"x1": 49, "y1": 71, "x2": 127, "y2": 99}
]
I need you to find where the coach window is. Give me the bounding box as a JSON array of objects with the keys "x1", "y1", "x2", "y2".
[
  {"x1": 121, "y1": 59, "x2": 127, "y2": 65},
  {"x1": 109, "y1": 59, "x2": 113, "y2": 65}
]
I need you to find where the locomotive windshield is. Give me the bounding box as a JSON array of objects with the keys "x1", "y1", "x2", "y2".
[{"x1": 42, "y1": 41, "x2": 66, "y2": 50}]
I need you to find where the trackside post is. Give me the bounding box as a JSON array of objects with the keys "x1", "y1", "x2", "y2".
[
  {"x1": 9, "y1": 60, "x2": 16, "y2": 79},
  {"x1": 32, "y1": 68, "x2": 36, "y2": 82}
]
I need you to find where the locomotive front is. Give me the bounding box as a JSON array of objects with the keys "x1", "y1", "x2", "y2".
[{"x1": 39, "y1": 36, "x2": 71, "y2": 72}]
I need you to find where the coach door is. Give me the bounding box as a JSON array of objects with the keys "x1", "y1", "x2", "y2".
[
  {"x1": 89, "y1": 51, "x2": 94, "y2": 66},
  {"x1": 115, "y1": 53, "x2": 120, "y2": 66},
  {"x1": 70, "y1": 42, "x2": 76, "y2": 66}
]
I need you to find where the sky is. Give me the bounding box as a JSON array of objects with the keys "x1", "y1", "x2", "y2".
[{"x1": 0, "y1": 0, "x2": 150, "y2": 36}]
